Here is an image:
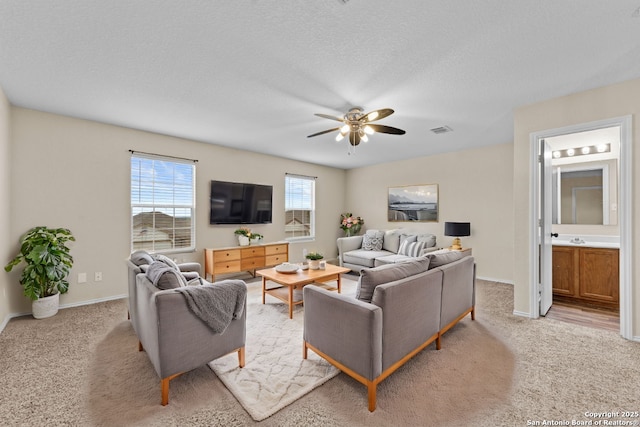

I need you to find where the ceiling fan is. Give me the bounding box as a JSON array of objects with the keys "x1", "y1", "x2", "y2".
[{"x1": 307, "y1": 107, "x2": 406, "y2": 152}]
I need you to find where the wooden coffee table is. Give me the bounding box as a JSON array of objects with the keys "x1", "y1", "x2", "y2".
[{"x1": 257, "y1": 264, "x2": 351, "y2": 319}]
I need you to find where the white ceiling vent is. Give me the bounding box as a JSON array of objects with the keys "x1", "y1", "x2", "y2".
[{"x1": 430, "y1": 126, "x2": 453, "y2": 135}]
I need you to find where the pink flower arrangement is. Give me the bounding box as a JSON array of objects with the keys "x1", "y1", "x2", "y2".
[{"x1": 340, "y1": 213, "x2": 364, "y2": 235}]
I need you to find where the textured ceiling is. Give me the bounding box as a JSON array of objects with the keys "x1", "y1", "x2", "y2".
[{"x1": 1, "y1": 1, "x2": 640, "y2": 169}]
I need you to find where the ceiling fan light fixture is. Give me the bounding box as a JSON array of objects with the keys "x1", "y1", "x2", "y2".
[
  {"x1": 340, "y1": 124, "x2": 351, "y2": 134},
  {"x1": 335, "y1": 133, "x2": 345, "y2": 142},
  {"x1": 366, "y1": 111, "x2": 379, "y2": 121},
  {"x1": 364, "y1": 125, "x2": 375, "y2": 135}
]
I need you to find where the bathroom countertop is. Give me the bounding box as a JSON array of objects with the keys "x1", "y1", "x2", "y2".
[{"x1": 551, "y1": 235, "x2": 620, "y2": 249}]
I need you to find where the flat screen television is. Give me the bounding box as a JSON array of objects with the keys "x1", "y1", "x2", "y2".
[{"x1": 209, "y1": 180, "x2": 273, "y2": 224}]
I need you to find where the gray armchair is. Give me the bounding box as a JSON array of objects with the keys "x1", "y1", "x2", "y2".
[{"x1": 126, "y1": 251, "x2": 246, "y2": 405}]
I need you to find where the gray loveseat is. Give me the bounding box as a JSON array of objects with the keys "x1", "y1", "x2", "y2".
[
  {"x1": 337, "y1": 229, "x2": 438, "y2": 272},
  {"x1": 303, "y1": 251, "x2": 475, "y2": 411},
  {"x1": 127, "y1": 251, "x2": 247, "y2": 405}
]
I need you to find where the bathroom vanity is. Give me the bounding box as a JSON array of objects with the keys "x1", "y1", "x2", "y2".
[{"x1": 552, "y1": 237, "x2": 619, "y2": 310}]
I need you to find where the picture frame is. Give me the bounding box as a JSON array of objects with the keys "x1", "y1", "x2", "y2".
[{"x1": 388, "y1": 184, "x2": 439, "y2": 222}]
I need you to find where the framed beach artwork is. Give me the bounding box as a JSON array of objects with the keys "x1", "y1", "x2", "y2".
[{"x1": 388, "y1": 184, "x2": 439, "y2": 222}]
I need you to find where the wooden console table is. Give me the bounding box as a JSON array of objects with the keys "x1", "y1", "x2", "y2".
[{"x1": 204, "y1": 242, "x2": 289, "y2": 282}]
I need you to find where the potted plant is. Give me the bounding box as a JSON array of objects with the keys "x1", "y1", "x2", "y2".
[
  {"x1": 4, "y1": 226, "x2": 75, "y2": 319},
  {"x1": 234, "y1": 227, "x2": 251, "y2": 246},
  {"x1": 305, "y1": 251, "x2": 324, "y2": 270},
  {"x1": 248, "y1": 232, "x2": 263, "y2": 245}
]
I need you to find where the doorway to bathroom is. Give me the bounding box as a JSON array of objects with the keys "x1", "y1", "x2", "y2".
[{"x1": 529, "y1": 116, "x2": 632, "y2": 339}]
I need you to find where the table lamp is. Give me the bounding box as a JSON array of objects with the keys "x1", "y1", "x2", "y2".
[{"x1": 444, "y1": 222, "x2": 470, "y2": 250}]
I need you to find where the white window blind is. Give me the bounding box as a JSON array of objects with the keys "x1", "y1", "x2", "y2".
[
  {"x1": 130, "y1": 153, "x2": 196, "y2": 253},
  {"x1": 285, "y1": 174, "x2": 315, "y2": 240}
]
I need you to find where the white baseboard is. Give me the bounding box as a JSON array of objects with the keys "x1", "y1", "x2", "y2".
[
  {"x1": 0, "y1": 294, "x2": 128, "y2": 335},
  {"x1": 477, "y1": 276, "x2": 514, "y2": 285},
  {"x1": 513, "y1": 310, "x2": 533, "y2": 318}
]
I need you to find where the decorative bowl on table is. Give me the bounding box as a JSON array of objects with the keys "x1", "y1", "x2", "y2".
[{"x1": 275, "y1": 263, "x2": 299, "y2": 274}]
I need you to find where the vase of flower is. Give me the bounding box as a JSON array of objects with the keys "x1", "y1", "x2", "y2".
[
  {"x1": 340, "y1": 213, "x2": 364, "y2": 237},
  {"x1": 238, "y1": 235, "x2": 250, "y2": 246}
]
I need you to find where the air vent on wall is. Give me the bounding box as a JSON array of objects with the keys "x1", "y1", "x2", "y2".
[{"x1": 430, "y1": 126, "x2": 453, "y2": 134}]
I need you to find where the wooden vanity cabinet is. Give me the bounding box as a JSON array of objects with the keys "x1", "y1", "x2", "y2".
[{"x1": 552, "y1": 246, "x2": 619, "y2": 309}]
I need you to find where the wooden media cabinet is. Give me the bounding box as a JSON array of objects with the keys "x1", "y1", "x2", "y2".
[{"x1": 204, "y1": 242, "x2": 289, "y2": 282}]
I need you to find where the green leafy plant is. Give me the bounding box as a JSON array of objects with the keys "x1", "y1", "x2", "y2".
[
  {"x1": 305, "y1": 252, "x2": 324, "y2": 261},
  {"x1": 4, "y1": 226, "x2": 75, "y2": 300},
  {"x1": 234, "y1": 227, "x2": 251, "y2": 236}
]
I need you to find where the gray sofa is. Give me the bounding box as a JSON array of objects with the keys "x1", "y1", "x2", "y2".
[
  {"x1": 127, "y1": 251, "x2": 247, "y2": 405},
  {"x1": 303, "y1": 251, "x2": 475, "y2": 411},
  {"x1": 337, "y1": 229, "x2": 438, "y2": 272}
]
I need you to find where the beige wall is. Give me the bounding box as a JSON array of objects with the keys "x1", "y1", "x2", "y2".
[
  {"x1": 345, "y1": 142, "x2": 515, "y2": 283},
  {"x1": 513, "y1": 78, "x2": 639, "y2": 337},
  {"x1": 6, "y1": 108, "x2": 346, "y2": 315},
  {"x1": 0, "y1": 86, "x2": 10, "y2": 327}
]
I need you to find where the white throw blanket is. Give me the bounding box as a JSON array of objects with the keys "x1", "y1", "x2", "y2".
[{"x1": 176, "y1": 280, "x2": 246, "y2": 334}]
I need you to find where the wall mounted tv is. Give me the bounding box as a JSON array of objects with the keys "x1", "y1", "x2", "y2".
[{"x1": 209, "y1": 180, "x2": 273, "y2": 224}]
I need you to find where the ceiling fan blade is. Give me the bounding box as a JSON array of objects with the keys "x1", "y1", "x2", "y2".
[
  {"x1": 368, "y1": 124, "x2": 406, "y2": 135},
  {"x1": 314, "y1": 113, "x2": 344, "y2": 122},
  {"x1": 307, "y1": 127, "x2": 340, "y2": 138},
  {"x1": 362, "y1": 108, "x2": 394, "y2": 122}
]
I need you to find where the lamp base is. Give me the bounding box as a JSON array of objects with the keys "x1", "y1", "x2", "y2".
[{"x1": 449, "y1": 237, "x2": 462, "y2": 251}]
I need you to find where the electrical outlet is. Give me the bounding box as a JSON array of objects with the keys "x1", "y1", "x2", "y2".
[
  {"x1": 78, "y1": 273, "x2": 87, "y2": 284},
  {"x1": 95, "y1": 272, "x2": 102, "y2": 282}
]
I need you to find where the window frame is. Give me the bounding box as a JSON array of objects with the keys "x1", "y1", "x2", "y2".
[
  {"x1": 130, "y1": 152, "x2": 196, "y2": 254},
  {"x1": 284, "y1": 174, "x2": 316, "y2": 242}
]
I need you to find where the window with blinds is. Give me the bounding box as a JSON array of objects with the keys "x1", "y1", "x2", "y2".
[
  {"x1": 285, "y1": 174, "x2": 315, "y2": 240},
  {"x1": 130, "y1": 153, "x2": 196, "y2": 253}
]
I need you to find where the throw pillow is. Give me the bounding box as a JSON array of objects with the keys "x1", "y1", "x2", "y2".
[
  {"x1": 362, "y1": 230, "x2": 384, "y2": 251},
  {"x1": 146, "y1": 261, "x2": 187, "y2": 290},
  {"x1": 399, "y1": 240, "x2": 427, "y2": 257},
  {"x1": 153, "y1": 254, "x2": 180, "y2": 271},
  {"x1": 382, "y1": 229, "x2": 402, "y2": 253},
  {"x1": 130, "y1": 250, "x2": 154, "y2": 266},
  {"x1": 416, "y1": 233, "x2": 437, "y2": 248},
  {"x1": 356, "y1": 257, "x2": 430, "y2": 303},
  {"x1": 427, "y1": 250, "x2": 466, "y2": 269}
]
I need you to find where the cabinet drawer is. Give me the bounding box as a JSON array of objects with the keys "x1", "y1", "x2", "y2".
[
  {"x1": 265, "y1": 244, "x2": 288, "y2": 256},
  {"x1": 241, "y1": 247, "x2": 265, "y2": 258},
  {"x1": 213, "y1": 260, "x2": 241, "y2": 274},
  {"x1": 266, "y1": 254, "x2": 288, "y2": 266},
  {"x1": 214, "y1": 249, "x2": 241, "y2": 261},
  {"x1": 241, "y1": 257, "x2": 265, "y2": 270}
]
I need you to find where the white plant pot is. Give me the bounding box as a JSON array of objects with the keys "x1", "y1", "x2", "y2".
[
  {"x1": 32, "y1": 292, "x2": 60, "y2": 319},
  {"x1": 250, "y1": 238, "x2": 262, "y2": 245},
  {"x1": 238, "y1": 235, "x2": 250, "y2": 246},
  {"x1": 308, "y1": 260, "x2": 321, "y2": 270}
]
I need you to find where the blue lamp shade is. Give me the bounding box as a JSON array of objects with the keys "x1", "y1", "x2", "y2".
[{"x1": 444, "y1": 222, "x2": 471, "y2": 237}]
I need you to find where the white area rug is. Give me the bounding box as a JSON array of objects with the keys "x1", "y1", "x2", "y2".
[{"x1": 208, "y1": 296, "x2": 339, "y2": 421}]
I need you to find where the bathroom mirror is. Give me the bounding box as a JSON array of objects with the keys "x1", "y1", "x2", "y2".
[{"x1": 551, "y1": 160, "x2": 617, "y2": 225}]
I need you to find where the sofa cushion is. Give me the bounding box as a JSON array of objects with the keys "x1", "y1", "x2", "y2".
[
  {"x1": 344, "y1": 249, "x2": 393, "y2": 268},
  {"x1": 374, "y1": 254, "x2": 417, "y2": 266},
  {"x1": 362, "y1": 230, "x2": 385, "y2": 251},
  {"x1": 356, "y1": 257, "x2": 430, "y2": 303},
  {"x1": 130, "y1": 250, "x2": 154, "y2": 266},
  {"x1": 382, "y1": 229, "x2": 402, "y2": 253},
  {"x1": 399, "y1": 240, "x2": 426, "y2": 257},
  {"x1": 427, "y1": 250, "x2": 466, "y2": 269},
  {"x1": 146, "y1": 261, "x2": 187, "y2": 290},
  {"x1": 416, "y1": 233, "x2": 437, "y2": 248}
]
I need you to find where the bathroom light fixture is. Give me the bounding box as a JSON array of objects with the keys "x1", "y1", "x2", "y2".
[{"x1": 552, "y1": 143, "x2": 611, "y2": 159}]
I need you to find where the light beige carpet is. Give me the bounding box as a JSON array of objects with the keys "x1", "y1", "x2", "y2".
[
  {"x1": 1, "y1": 277, "x2": 639, "y2": 426},
  {"x1": 208, "y1": 293, "x2": 339, "y2": 421}
]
